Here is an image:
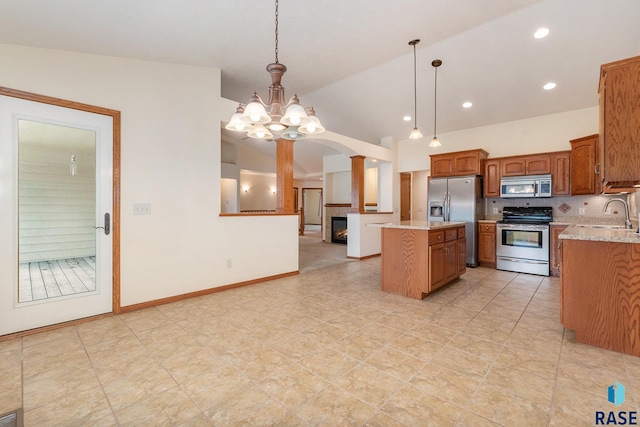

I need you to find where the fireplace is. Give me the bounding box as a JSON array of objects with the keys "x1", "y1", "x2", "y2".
[{"x1": 331, "y1": 216, "x2": 348, "y2": 244}]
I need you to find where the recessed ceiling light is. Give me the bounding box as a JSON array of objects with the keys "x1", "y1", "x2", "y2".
[
  {"x1": 462, "y1": 101, "x2": 473, "y2": 108},
  {"x1": 543, "y1": 82, "x2": 557, "y2": 90},
  {"x1": 403, "y1": 115, "x2": 411, "y2": 122},
  {"x1": 534, "y1": 28, "x2": 549, "y2": 39}
]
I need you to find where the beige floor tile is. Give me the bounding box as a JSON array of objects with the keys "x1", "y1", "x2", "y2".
[
  {"x1": 293, "y1": 384, "x2": 377, "y2": 426},
  {"x1": 0, "y1": 350, "x2": 21, "y2": 394},
  {"x1": 115, "y1": 385, "x2": 201, "y2": 426},
  {"x1": 334, "y1": 363, "x2": 404, "y2": 407},
  {"x1": 234, "y1": 345, "x2": 293, "y2": 381},
  {"x1": 324, "y1": 311, "x2": 372, "y2": 332},
  {"x1": 376, "y1": 313, "x2": 422, "y2": 332},
  {"x1": 431, "y1": 346, "x2": 492, "y2": 380},
  {"x1": 23, "y1": 384, "x2": 112, "y2": 427},
  {"x1": 410, "y1": 363, "x2": 481, "y2": 407},
  {"x1": 330, "y1": 334, "x2": 385, "y2": 361},
  {"x1": 120, "y1": 307, "x2": 175, "y2": 334},
  {"x1": 298, "y1": 322, "x2": 349, "y2": 346},
  {"x1": 484, "y1": 362, "x2": 555, "y2": 407},
  {"x1": 389, "y1": 333, "x2": 443, "y2": 361},
  {"x1": 447, "y1": 333, "x2": 504, "y2": 360},
  {"x1": 298, "y1": 347, "x2": 360, "y2": 381},
  {"x1": 181, "y1": 365, "x2": 252, "y2": 411},
  {"x1": 271, "y1": 410, "x2": 309, "y2": 426},
  {"x1": 205, "y1": 384, "x2": 289, "y2": 425},
  {"x1": 175, "y1": 412, "x2": 214, "y2": 427},
  {"x1": 23, "y1": 365, "x2": 102, "y2": 410},
  {"x1": 101, "y1": 364, "x2": 178, "y2": 412},
  {"x1": 364, "y1": 346, "x2": 426, "y2": 382},
  {"x1": 21, "y1": 325, "x2": 78, "y2": 348},
  {"x1": 456, "y1": 411, "x2": 501, "y2": 426},
  {"x1": 161, "y1": 345, "x2": 226, "y2": 383},
  {"x1": 406, "y1": 323, "x2": 458, "y2": 345},
  {"x1": 380, "y1": 384, "x2": 462, "y2": 426},
  {"x1": 259, "y1": 364, "x2": 329, "y2": 409},
  {"x1": 0, "y1": 388, "x2": 21, "y2": 416},
  {"x1": 364, "y1": 411, "x2": 408, "y2": 426},
  {"x1": 357, "y1": 322, "x2": 405, "y2": 345},
  {"x1": 494, "y1": 345, "x2": 558, "y2": 380},
  {"x1": 22, "y1": 350, "x2": 92, "y2": 383},
  {"x1": 466, "y1": 383, "x2": 550, "y2": 426},
  {"x1": 548, "y1": 409, "x2": 594, "y2": 427}
]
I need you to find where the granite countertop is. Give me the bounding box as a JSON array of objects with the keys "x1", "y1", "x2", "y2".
[
  {"x1": 478, "y1": 219, "x2": 498, "y2": 223},
  {"x1": 367, "y1": 220, "x2": 465, "y2": 230},
  {"x1": 559, "y1": 224, "x2": 640, "y2": 244}
]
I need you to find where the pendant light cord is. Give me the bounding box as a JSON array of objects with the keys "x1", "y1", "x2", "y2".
[
  {"x1": 413, "y1": 44, "x2": 418, "y2": 129},
  {"x1": 274, "y1": 0, "x2": 279, "y2": 64},
  {"x1": 433, "y1": 64, "x2": 437, "y2": 137}
]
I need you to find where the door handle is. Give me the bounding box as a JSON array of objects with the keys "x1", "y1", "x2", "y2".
[{"x1": 95, "y1": 213, "x2": 110, "y2": 235}]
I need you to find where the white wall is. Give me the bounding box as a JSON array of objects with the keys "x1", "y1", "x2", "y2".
[
  {"x1": 411, "y1": 170, "x2": 430, "y2": 221},
  {"x1": 347, "y1": 213, "x2": 396, "y2": 259},
  {"x1": 239, "y1": 172, "x2": 277, "y2": 211},
  {"x1": 0, "y1": 43, "x2": 298, "y2": 307},
  {"x1": 398, "y1": 107, "x2": 598, "y2": 173}
]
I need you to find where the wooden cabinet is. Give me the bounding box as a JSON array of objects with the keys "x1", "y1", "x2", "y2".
[
  {"x1": 550, "y1": 224, "x2": 568, "y2": 276},
  {"x1": 561, "y1": 238, "x2": 640, "y2": 356},
  {"x1": 501, "y1": 154, "x2": 551, "y2": 177},
  {"x1": 599, "y1": 56, "x2": 640, "y2": 188},
  {"x1": 457, "y1": 238, "x2": 467, "y2": 276},
  {"x1": 570, "y1": 134, "x2": 599, "y2": 195},
  {"x1": 380, "y1": 225, "x2": 466, "y2": 299},
  {"x1": 551, "y1": 151, "x2": 571, "y2": 196},
  {"x1": 430, "y1": 149, "x2": 488, "y2": 178},
  {"x1": 485, "y1": 151, "x2": 568, "y2": 197},
  {"x1": 484, "y1": 159, "x2": 501, "y2": 197},
  {"x1": 478, "y1": 222, "x2": 496, "y2": 268}
]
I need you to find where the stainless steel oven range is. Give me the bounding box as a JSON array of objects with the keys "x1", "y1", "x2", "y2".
[{"x1": 496, "y1": 206, "x2": 552, "y2": 276}]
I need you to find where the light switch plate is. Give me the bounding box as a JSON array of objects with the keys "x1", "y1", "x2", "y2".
[{"x1": 133, "y1": 203, "x2": 151, "y2": 215}]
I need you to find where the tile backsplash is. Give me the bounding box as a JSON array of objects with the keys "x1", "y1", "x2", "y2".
[{"x1": 485, "y1": 193, "x2": 639, "y2": 226}]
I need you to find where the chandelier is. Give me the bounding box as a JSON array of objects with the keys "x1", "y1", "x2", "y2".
[{"x1": 226, "y1": 0, "x2": 325, "y2": 141}]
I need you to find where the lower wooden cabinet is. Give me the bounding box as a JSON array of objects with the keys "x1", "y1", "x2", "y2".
[
  {"x1": 550, "y1": 224, "x2": 568, "y2": 276},
  {"x1": 380, "y1": 225, "x2": 466, "y2": 299},
  {"x1": 478, "y1": 222, "x2": 496, "y2": 268}
]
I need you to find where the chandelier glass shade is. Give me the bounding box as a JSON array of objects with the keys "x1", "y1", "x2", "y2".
[{"x1": 226, "y1": 0, "x2": 324, "y2": 141}]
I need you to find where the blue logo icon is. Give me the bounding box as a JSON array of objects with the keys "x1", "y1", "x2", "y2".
[{"x1": 608, "y1": 382, "x2": 625, "y2": 407}]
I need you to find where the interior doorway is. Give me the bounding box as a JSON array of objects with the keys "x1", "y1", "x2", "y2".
[
  {"x1": 302, "y1": 188, "x2": 322, "y2": 238},
  {"x1": 400, "y1": 172, "x2": 411, "y2": 221},
  {"x1": 0, "y1": 87, "x2": 121, "y2": 336}
]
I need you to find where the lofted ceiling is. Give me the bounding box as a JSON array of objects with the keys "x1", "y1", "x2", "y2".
[{"x1": 2, "y1": 0, "x2": 639, "y2": 177}]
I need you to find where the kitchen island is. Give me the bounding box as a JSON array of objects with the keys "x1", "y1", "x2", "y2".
[
  {"x1": 374, "y1": 221, "x2": 466, "y2": 300},
  {"x1": 560, "y1": 225, "x2": 640, "y2": 356}
]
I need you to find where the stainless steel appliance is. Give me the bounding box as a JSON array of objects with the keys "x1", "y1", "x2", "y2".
[
  {"x1": 496, "y1": 206, "x2": 552, "y2": 276},
  {"x1": 500, "y1": 174, "x2": 552, "y2": 198},
  {"x1": 428, "y1": 175, "x2": 483, "y2": 266}
]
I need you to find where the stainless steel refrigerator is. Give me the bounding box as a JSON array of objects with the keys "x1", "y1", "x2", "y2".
[{"x1": 427, "y1": 175, "x2": 483, "y2": 267}]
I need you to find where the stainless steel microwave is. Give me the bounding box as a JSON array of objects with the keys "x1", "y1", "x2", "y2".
[{"x1": 500, "y1": 174, "x2": 552, "y2": 198}]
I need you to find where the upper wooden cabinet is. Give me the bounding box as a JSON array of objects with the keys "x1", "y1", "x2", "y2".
[
  {"x1": 551, "y1": 151, "x2": 571, "y2": 196},
  {"x1": 430, "y1": 149, "x2": 488, "y2": 178},
  {"x1": 483, "y1": 151, "x2": 569, "y2": 197},
  {"x1": 484, "y1": 159, "x2": 501, "y2": 197},
  {"x1": 501, "y1": 153, "x2": 551, "y2": 177},
  {"x1": 599, "y1": 55, "x2": 640, "y2": 188},
  {"x1": 570, "y1": 134, "x2": 599, "y2": 195}
]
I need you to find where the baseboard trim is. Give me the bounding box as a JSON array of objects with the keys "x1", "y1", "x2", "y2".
[
  {"x1": 347, "y1": 253, "x2": 381, "y2": 260},
  {"x1": 0, "y1": 313, "x2": 113, "y2": 341},
  {"x1": 120, "y1": 271, "x2": 299, "y2": 313}
]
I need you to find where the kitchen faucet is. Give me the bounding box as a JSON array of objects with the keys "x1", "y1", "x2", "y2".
[{"x1": 603, "y1": 198, "x2": 633, "y2": 229}]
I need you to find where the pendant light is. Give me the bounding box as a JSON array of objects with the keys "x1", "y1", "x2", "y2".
[
  {"x1": 430, "y1": 59, "x2": 442, "y2": 147},
  {"x1": 408, "y1": 39, "x2": 423, "y2": 139}
]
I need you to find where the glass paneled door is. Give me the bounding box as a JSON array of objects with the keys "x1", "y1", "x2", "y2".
[{"x1": 0, "y1": 94, "x2": 114, "y2": 335}]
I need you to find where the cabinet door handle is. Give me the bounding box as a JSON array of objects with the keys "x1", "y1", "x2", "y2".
[{"x1": 594, "y1": 163, "x2": 600, "y2": 174}]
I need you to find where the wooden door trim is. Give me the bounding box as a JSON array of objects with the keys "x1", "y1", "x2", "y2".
[{"x1": 0, "y1": 86, "x2": 122, "y2": 314}]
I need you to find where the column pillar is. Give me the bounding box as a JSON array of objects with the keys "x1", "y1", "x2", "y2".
[
  {"x1": 276, "y1": 138, "x2": 295, "y2": 214},
  {"x1": 350, "y1": 155, "x2": 365, "y2": 213}
]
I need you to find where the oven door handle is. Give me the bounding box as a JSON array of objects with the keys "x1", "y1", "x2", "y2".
[
  {"x1": 497, "y1": 224, "x2": 548, "y2": 231},
  {"x1": 497, "y1": 256, "x2": 548, "y2": 265}
]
